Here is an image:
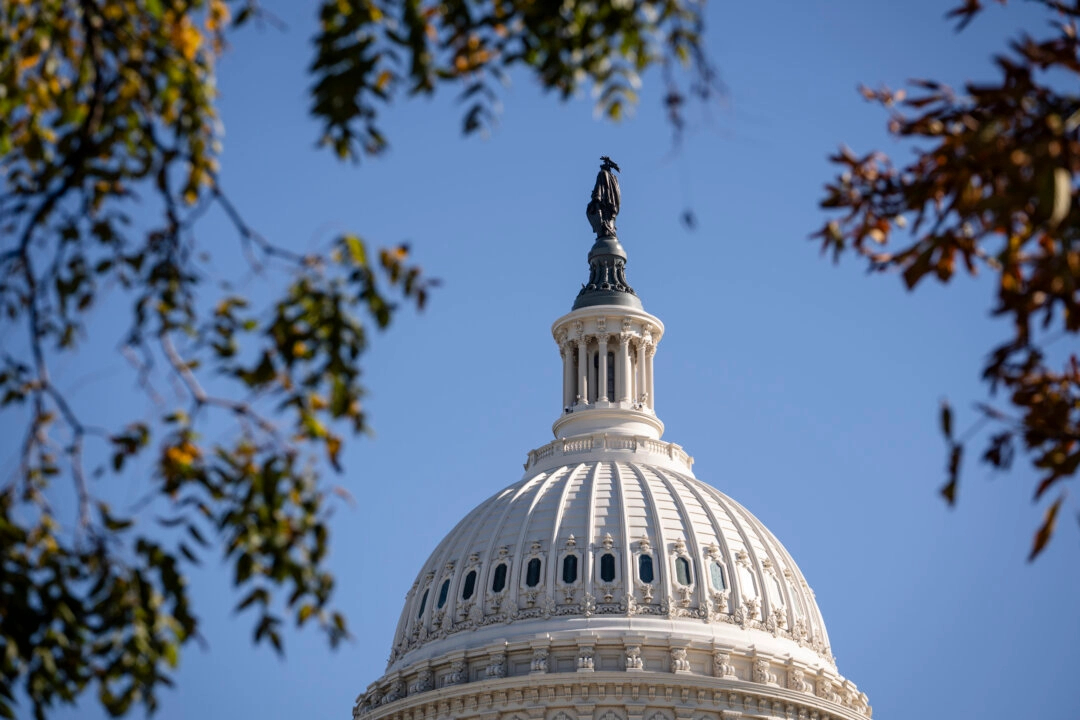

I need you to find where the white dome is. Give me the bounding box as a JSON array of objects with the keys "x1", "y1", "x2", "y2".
[
  {"x1": 354, "y1": 168, "x2": 869, "y2": 719},
  {"x1": 387, "y1": 453, "x2": 833, "y2": 673}
]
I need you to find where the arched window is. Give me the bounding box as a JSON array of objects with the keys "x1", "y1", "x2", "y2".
[
  {"x1": 492, "y1": 563, "x2": 507, "y2": 593},
  {"x1": 638, "y1": 554, "x2": 654, "y2": 584},
  {"x1": 675, "y1": 556, "x2": 692, "y2": 585},
  {"x1": 417, "y1": 589, "x2": 429, "y2": 619},
  {"x1": 462, "y1": 570, "x2": 477, "y2": 600},
  {"x1": 600, "y1": 553, "x2": 616, "y2": 582},
  {"x1": 562, "y1": 555, "x2": 578, "y2": 584},
  {"x1": 526, "y1": 558, "x2": 542, "y2": 587},
  {"x1": 437, "y1": 578, "x2": 450, "y2": 608},
  {"x1": 709, "y1": 561, "x2": 726, "y2": 592}
]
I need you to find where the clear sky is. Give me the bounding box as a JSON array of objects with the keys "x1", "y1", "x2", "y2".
[{"x1": 23, "y1": 1, "x2": 1079, "y2": 719}]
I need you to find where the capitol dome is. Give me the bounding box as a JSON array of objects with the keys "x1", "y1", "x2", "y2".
[{"x1": 354, "y1": 162, "x2": 870, "y2": 720}]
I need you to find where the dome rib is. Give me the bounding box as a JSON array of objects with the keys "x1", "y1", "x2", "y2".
[
  {"x1": 629, "y1": 463, "x2": 671, "y2": 596},
  {"x1": 652, "y1": 466, "x2": 708, "y2": 611},
  {"x1": 671, "y1": 471, "x2": 742, "y2": 617}
]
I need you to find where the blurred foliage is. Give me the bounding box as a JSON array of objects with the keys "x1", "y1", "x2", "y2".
[
  {"x1": 817, "y1": 0, "x2": 1080, "y2": 561},
  {"x1": 0, "y1": 0, "x2": 713, "y2": 717}
]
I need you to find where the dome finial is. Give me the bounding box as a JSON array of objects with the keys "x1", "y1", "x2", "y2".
[
  {"x1": 587, "y1": 156, "x2": 621, "y2": 237},
  {"x1": 574, "y1": 157, "x2": 640, "y2": 309}
]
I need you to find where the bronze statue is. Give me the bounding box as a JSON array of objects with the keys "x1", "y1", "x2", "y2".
[{"x1": 587, "y1": 156, "x2": 621, "y2": 237}]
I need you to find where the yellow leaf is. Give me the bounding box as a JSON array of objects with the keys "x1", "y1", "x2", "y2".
[{"x1": 17, "y1": 54, "x2": 39, "y2": 72}]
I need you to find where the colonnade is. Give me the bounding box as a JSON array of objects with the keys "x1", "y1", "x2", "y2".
[{"x1": 560, "y1": 333, "x2": 655, "y2": 411}]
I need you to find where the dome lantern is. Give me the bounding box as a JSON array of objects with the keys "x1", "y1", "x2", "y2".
[{"x1": 551, "y1": 158, "x2": 665, "y2": 440}]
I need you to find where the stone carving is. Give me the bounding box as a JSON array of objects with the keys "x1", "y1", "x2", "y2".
[
  {"x1": 408, "y1": 669, "x2": 432, "y2": 695},
  {"x1": 713, "y1": 651, "x2": 737, "y2": 679},
  {"x1": 753, "y1": 659, "x2": 778, "y2": 686},
  {"x1": 383, "y1": 679, "x2": 404, "y2": 703},
  {"x1": 486, "y1": 652, "x2": 506, "y2": 679},
  {"x1": 670, "y1": 647, "x2": 690, "y2": 673},
  {"x1": 788, "y1": 667, "x2": 811, "y2": 693},
  {"x1": 582, "y1": 592, "x2": 596, "y2": 617},
  {"x1": 814, "y1": 673, "x2": 834, "y2": 701},
  {"x1": 577, "y1": 646, "x2": 595, "y2": 671},
  {"x1": 530, "y1": 648, "x2": 549, "y2": 673},
  {"x1": 602, "y1": 532, "x2": 615, "y2": 549},
  {"x1": 586, "y1": 156, "x2": 621, "y2": 237},
  {"x1": 444, "y1": 660, "x2": 465, "y2": 686},
  {"x1": 625, "y1": 645, "x2": 643, "y2": 670}
]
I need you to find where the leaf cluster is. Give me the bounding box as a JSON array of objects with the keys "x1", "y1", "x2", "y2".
[
  {"x1": 0, "y1": 0, "x2": 713, "y2": 717},
  {"x1": 816, "y1": 0, "x2": 1080, "y2": 559},
  {"x1": 310, "y1": 0, "x2": 718, "y2": 158}
]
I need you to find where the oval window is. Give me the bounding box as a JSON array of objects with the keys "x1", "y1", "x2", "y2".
[
  {"x1": 526, "y1": 558, "x2": 542, "y2": 587},
  {"x1": 638, "y1": 554, "x2": 654, "y2": 584},
  {"x1": 492, "y1": 563, "x2": 507, "y2": 593},
  {"x1": 675, "y1": 556, "x2": 692, "y2": 585},
  {"x1": 417, "y1": 588, "x2": 429, "y2": 618},
  {"x1": 462, "y1": 570, "x2": 477, "y2": 600},
  {"x1": 437, "y1": 578, "x2": 450, "y2": 608},
  {"x1": 600, "y1": 553, "x2": 616, "y2": 582},
  {"x1": 709, "y1": 561, "x2": 726, "y2": 592},
  {"x1": 562, "y1": 555, "x2": 578, "y2": 584}
]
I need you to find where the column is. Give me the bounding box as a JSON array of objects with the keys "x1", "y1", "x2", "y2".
[
  {"x1": 562, "y1": 343, "x2": 575, "y2": 409},
  {"x1": 646, "y1": 344, "x2": 656, "y2": 410},
  {"x1": 616, "y1": 334, "x2": 630, "y2": 404},
  {"x1": 577, "y1": 335, "x2": 589, "y2": 406},
  {"x1": 636, "y1": 341, "x2": 647, "y2": 406},
  {"x1": 597, "y1": 334, "x2": 609, "y2": 402}
]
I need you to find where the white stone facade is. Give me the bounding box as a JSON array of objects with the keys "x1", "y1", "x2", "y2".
[{"x1": 354, "y1": 214, "x2": 870, "y2": 720}]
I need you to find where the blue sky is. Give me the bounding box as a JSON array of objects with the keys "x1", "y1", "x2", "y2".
[{"x1": 20, "y1": 1, "x2": 1079, "y2": 718}]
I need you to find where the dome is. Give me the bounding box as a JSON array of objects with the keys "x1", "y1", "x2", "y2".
[
  {"x1": 354, "y1": 162, "x2": 869, "y2": 720},
  {"x1": 386, "y1": 453, "x2": 833, "y2": 674}
]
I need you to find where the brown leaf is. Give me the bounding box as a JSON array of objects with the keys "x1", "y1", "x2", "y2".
[
  {"x1": 940, "y1": 442, "x2": 963, "y2": 505},
  {"x1": 1028, "y1": 494, "x2": 1064, "y2": 561}
]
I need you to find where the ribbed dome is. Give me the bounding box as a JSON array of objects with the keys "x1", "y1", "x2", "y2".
[
  {"x1": 354, "y1": 165, "x2": 869, "y2": 720},
  {"x1": 386, "y1": 454, "x2": 832, "y2": 674}
]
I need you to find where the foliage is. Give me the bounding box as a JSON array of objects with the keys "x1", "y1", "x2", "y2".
[
  {"x1": 0, "y1": 0, "x2": 714, "y2": 717},
  {"x1": 816, "y1": 0, "x2": 1080, "y2": 561}
]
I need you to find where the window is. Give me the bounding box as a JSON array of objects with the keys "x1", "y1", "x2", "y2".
[
  {"x1": 600, "y1": 553, "x2": 616, "y2": 582},
  {"x1": 526, "y1": 558, "x2": 542, "y2": 587},
  {"x1": 437, "y1": 579, "x2": 450, "y2": 608},
  {"x1": 638, "y1": 554, "x2": 654, "y2": 584},
  {"x1": 562, "y1": 555, "x2": 578, "y2": 584},
  {"x1": 492, "y1": 563, "x2": 507, "y2": 593},
  {"x1": 675, "y1": 556, "x2": 692, "y2": 585},
  {"x1": 462, "y1": 570, "x2": 477, "y2": 600},
  {"x1": 709, "y1": 561, "x2": 726, "y2": 592},
  {"x1": 607, "y1": 352, "x2": 615, "y2": 399},
  {"x1": 417, "y1": 589, "x2": 428, "y2": 619}
]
